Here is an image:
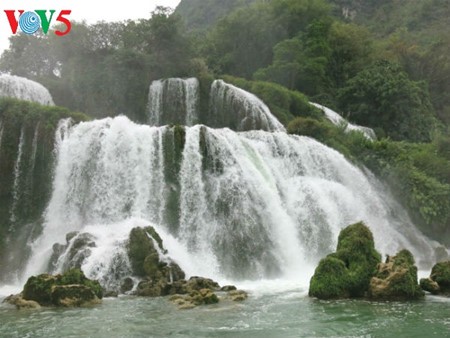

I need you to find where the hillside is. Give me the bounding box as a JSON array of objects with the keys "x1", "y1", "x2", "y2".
[{"x1": 175, "y1": 0, "x2": 257, "y2": 31}]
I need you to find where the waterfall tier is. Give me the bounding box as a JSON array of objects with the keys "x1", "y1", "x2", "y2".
[
  {"x1": 24, "y1": 116, "x2": 436, "y2": 285},
  {"x1": 0, "y1": 74, "x2": 54, "y2": 106},
  {"x1": 310, "y1": 102, "x2": 376, "y2": 140},
  {"x1": 147, "y1": 78, "x2": 285, "y2": 132}
]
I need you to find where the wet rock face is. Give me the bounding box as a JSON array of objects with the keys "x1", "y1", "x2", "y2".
[
  {"x1": 368, "y1": 249, "x2": 424, "y2": 300},
  {"x1": 48, "y1": 232, "x2": 96, "y2": 272}
]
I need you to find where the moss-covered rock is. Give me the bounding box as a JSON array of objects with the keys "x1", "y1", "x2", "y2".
[
  {"x1": 22, "y1": 274, "x2": 59, "y2": 306},
  {"x1": 430, "y1": 261, "x2": 450, "y2": 294},
  {"x1": 334, "y1": 222, "x2": 382, "y2": 297},
  {"x1": 21, "y1": 268, "x2": 102, "y2": 307},
  {"x1": 420, "y1": 278, "x2": 440, "y2": 295},
  {"x1": 309, "y1": 222, "x2": 381, "y2": 299},
  {"x1": 51, "y1": 285, "x2": 99, "y2": 307},
  {"x1": 421, "y1": 261, "x2": 450, "y2": 296},
  {"x1": 368, "y1": 249, "x2": 424, "y2": 300},
  {"x1": 127, "y1": 226, "x2": 167, "y2": 277},
  {"x1": 3, "y1": 294, "x2": 41, "y2": 310},
  {"x1": 309, "y1": 256, "x2": 350, "y2": 299}
]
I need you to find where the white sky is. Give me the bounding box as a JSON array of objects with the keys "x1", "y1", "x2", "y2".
[{"x1": 0, "y1": 0, "x2": 182, "y2": 54}]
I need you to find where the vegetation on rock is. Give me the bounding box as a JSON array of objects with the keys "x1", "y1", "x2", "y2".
[
  {"x1": 18, "y1": 268, "x2": 102, "y2": 307},
  {"x1": 309, "y1": 222, "x2": 381, "y2": 299},
  {"x1": 421, "y1": 261, "x2": 450, "y2": 296},
  {"x1": 368, "y1": 250, "x2": 424, "y2": 300}
]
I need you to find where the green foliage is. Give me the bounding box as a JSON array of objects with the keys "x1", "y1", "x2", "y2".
[
  {"x1": 342, "y1": 139, "x2": 450, "y2": 244},
  {"x1": 0, "y1": 98, "x2": 89, "y2": 278},
  {"x1": 338, "y1": 60, "x2": 438, "y2": 142},
  {"x1": 175, "y1": 0, "x2": 257, "y2": 32}
]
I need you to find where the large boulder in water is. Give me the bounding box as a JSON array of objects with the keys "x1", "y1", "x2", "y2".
[
  {"x1": 368, "y1": 249, "x2": 424, "y2": 300},
  {"x1": 420, "y1": 261, "x2": 450, "y2": 296},
  {"x1": 21, "y1": 268, "x2": 102, "y2": 307},
  {"x1": 127, "y1": 226, "x2": 185, "y2": 282},
  {"x1": 309, "y1": 222, "x2": 381, "y2": 299}
]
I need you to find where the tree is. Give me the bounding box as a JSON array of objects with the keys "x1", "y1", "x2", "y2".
[{"x1": 338, "y1": 60, "x2": 438, "y2": 142}]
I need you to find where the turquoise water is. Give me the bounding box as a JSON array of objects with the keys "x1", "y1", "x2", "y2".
[{"x1": 1, "y1": 286, "x2": 449, "y2": 338}]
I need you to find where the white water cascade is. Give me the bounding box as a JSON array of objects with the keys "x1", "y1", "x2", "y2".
[
  {"x1": 23, "y1": 115, "x2": 438, "y2": 288},
  {"x1": 0, "y1": 74, "x2": 54, "y2": 106},
  {"x1": 148, "y1": 78, "x2": 199, "y2": 126},
  {"x1": 209, "y1": 80, "x2": 286, "y2": 132},
  {"x1": 311, "y1": 102, "x2": 376, "y2": 140},
  {"x1": 9, "y1": 127, "x2": 25, "y2": 229}
]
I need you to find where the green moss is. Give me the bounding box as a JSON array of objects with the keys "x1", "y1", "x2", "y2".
[
  {"x1": 309, "y1": 256, "x2": 350, "y2": 299},
  {"x1": 334, "y1": 222, "x2": 381, "y2": 297},
  {"x1": 127, "y1": 226, "x2": 166, "y2": 277},
  {"x1": 22, "y1": 274, "x2": 57, "y2": 306},
  {"x1": 309, "y1": 222, "x2": 381, "y2": 299},
  {"x1": 22, "y1": 269, "x2": 102, "y2": 305},
  {"x1": 431, "y1": 261, "x2": 450, "y2": 292}
]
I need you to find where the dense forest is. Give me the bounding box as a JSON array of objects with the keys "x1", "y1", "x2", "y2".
[{"x1": 0, "y1": 0, "x2": 449, "y2": 245}]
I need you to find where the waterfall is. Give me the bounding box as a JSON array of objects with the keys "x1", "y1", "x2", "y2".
[
  {"x1": 23, "y1": 116, "x2": 438, "y2": 286},
  {"x1": 310, "y1": 102, "x2": 376, "y2": 140},
  {"x1": 9, "y1": 127, "x2": 25, "y2": 230},
  {"x1": 148, "y1": 78, "x2": 199, "y2": 126},
  {"x1": 148, "y1": 77, "x2": 286, "y2": 132},
  {"x1": 0, "y1": 74, "x2": 54, "y2": 106},
  {"x1": 209, "y1": 80, "x2": 286, "y2": 132},
  {"x1": 28, "y1": 123, "x2": 40, "y2": 179}
]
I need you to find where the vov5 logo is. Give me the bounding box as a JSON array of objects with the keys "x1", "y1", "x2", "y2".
[{"x1": 4, "y1": 10, "x2": 72, "y2": 36}]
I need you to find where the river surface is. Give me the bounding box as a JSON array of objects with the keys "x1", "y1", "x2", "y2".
[{"x1": 1, "y1": 282, "x2": 449, "y2": 338}]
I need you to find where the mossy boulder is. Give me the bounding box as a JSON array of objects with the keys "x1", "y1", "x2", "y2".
[
  {"x1": 51, "y1": 285, "x2": 99, "y2": 307},
  {"x1": 334, "y1": 222, "x2": 382, "y2": 297},
  {"x1": 22, "y1": 274, "x2": 59, "y2": 305},
  {"x1": 3, "y1": 294, "x2": 41, "y2": 310},
  {"x1": 368, "y1": 249, "x2": 424, "y2": 300},
  {"x1": 309, "y1": 256, "x2": 350, "y2": 299},
  {"x1": 420, "y1": 278, "x2": 440, "y2": 295},
  {"x1": 21, "y1": 268, "x2": 102, "y2": 307},
  {"x1": 309, "y1": 222, "x2": 381, "y2": 300},
  {"x1": 127, "y1": 226, "x2": 177, "y2": 277},
  {"x1": 430, "y1": 261, "x2": 450, "y2": 294},
  {"x1": 421, "y1": 261, "x2": 450, "y2": 296}
]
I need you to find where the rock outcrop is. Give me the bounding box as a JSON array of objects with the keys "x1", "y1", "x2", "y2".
[
  {"x1": 127, "y1": 226, "x2": 248, "y2": 309},
  {"x1": 4, "y1": 268, "x2": 102, "y2": 309},
  {"x1": 420, "y1": 261, "x2": 450, "y2": 296},
  {"x1": 368, "y1": 249, "x2": 424, "y2": 300},
  {"x1": 309, "y1": 222, "x2": 381, "y2": 299}
]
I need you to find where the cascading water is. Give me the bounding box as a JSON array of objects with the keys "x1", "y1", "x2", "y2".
[
  {"x1": 0, "y1": 74, "x2": 54, "y2": 106},
  {"x1": 9, "y1": 127, "x2": 25, "y2": 230},
  {"x1": 311, "y1": 102, "x2": 376, "y2": 140},
  {"x1": 22, "y1": 115, "x2": 438, "y2": 288},
  {"x1": 209, "y1": 80, "x2": 286, "y2": 132},
  {"x1": 148, "y1": 78, "x2": 199, "y2": 126}
]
